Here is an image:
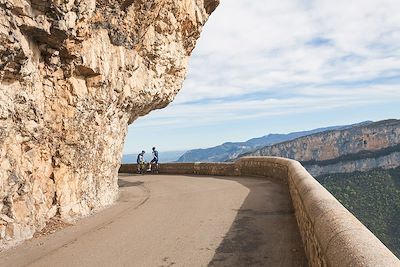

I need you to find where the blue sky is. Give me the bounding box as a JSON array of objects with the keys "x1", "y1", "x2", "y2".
[{"x1": 123, "y1": 0, "x2": 400, "y2": 154}]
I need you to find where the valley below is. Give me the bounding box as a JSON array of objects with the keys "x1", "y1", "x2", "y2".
[{"x1": 317, "y1": 167, "x2": 400, "y2": 258}]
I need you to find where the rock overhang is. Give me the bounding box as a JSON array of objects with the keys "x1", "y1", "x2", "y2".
[{"x1": 0, "y1": 0, "x2": 219, "y2": 247}]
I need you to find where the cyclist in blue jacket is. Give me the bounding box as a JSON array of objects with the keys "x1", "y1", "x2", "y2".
[{"x1": 147, "y1": 147, "x2": 159, "y2": 172}]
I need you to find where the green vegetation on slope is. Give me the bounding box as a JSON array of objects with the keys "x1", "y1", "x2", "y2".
[{"x1": 316, "y1": 168, "x2": 400, "y2": 258}]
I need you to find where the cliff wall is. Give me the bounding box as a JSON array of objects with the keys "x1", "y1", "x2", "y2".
[
  {"x1": 246, "y1": 120, "x2": 400, "y2": 161},
  {"x1": 306, "y1": 151, "x2": 400, "y2": 177},
  {"x1": 0, "y1": 0, "x2": 218, "y2": 247}
]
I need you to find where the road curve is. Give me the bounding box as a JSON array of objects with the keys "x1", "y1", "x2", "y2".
[{"x1": 0, "y1": 174, "x2": 307, "y2": 267}]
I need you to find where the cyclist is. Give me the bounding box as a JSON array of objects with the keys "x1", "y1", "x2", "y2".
[
  {"x1": 148, "y1": 147, "x2": 159, "y2": 172},
  {"x1": 136, "y1": 150, "x2": 145, "y2": 174}
]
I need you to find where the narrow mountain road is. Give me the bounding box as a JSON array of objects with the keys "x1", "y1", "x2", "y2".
[{"x1": 0, "y1": 174, "x2": 307, "y2": 267}]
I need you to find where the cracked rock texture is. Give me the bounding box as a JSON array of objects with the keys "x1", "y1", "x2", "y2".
[{"x1": 0, "y1": 0, "x2": 218, "y2": 247}]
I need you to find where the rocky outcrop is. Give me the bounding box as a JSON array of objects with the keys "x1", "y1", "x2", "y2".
[
  {"x1": 243, "y1": 120, "x2": 400, "y2": 161},
  {"x1": 241, "y1": 120, "x2": 400, "y2": 176},
  {"x1": 305, "y1": 151, "x2": 400, "y2": 176},
  {"x1": 0, "y1": 0, "x2": 218, "y2": 247}
]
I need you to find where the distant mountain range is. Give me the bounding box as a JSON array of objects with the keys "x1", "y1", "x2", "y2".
[
  {"x1": 176, "y1": 121, "x2": 372, "y2": 163},
  {"x1": 240, "y1": 119, "x2": 400, "y2": 160}
]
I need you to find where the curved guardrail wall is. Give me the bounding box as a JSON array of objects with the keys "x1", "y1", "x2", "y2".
[{"x1": 119, "y1": 157, "x2": 400, "y2": 267}]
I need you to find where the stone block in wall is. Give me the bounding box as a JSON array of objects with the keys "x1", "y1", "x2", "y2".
[
  {"x1": 159, "y1": 163, "x2": 196, "y2": 175},
  {"x1": 238, "y1": 157, "x2": 288, "y2": 183},
  {"x1": 193, "y1": 163, "x2": 236, "y2": 176}
]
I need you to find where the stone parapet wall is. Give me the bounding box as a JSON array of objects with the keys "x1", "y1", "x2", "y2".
[
  {"x1": 237, "y1": 158, "x2": 288, "y2": 184},
  {"x1": 119, "y1": 157, "x2": 400, "y2": 266},
  {"x1": 119, "y1": 162, "x2": 237, "y2": 176}
]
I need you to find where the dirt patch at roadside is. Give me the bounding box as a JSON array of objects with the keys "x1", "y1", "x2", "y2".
[{"x1": 33, "y1": 217, "x2": 72, "y2": 238}]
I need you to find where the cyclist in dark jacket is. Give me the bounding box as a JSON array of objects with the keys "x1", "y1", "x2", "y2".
[
  {"x1": 151, "y1": 147, "x2": 159, "y2": 164},
  {"x1": 147, "y1": 147, "x2": 159, "y2": 172}
]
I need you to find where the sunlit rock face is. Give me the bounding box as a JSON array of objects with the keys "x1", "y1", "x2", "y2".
[{"x1": 0, "y1": 0, "x2": 218, "y2": 247}]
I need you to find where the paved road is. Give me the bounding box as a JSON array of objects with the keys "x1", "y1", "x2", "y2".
[{"x1": 0, "y1": 174, "x2": 307, "y2": 267}]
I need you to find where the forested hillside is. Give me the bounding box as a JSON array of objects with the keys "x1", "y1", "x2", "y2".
[{"x1": 317, "y1": 168, "x2": 400, "y2": 257}]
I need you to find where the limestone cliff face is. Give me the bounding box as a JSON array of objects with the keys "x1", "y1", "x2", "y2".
[
  {"x1": 305, "y1": 151, "x2": 400, "y2": 176},
  {"x1": 246, "y1": 120, "x2": 400, "y2": 162},
  {"x1": 0, "y1": 0, "x2": 218, "y2": 247}
]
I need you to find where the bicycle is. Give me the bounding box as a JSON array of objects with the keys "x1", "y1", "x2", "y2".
[
  {"x1": 149, "y1": 162, "x2": 159, "y2": 174},
  {"x1": 137, "y1": 161, "x2": 147, "y2": 174}
]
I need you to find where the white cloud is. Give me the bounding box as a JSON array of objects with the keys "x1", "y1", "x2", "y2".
[
  {"x1": 133, "y1": 83, "x2": 400, "y2": 130},
  {"x1": 172, "y1": 0, "x2": 400, "y2": 105},
  {"x1": 129, "y1": 0, "x2": 400, "y2": 139}
]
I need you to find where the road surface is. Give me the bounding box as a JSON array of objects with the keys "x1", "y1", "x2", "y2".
[{"x1": 0, "y1": 174, "x2": 307, "y2": 267}]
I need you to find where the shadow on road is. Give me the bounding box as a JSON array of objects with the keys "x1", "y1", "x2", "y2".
[
  {"x1": 203, "y1": 176, "x2": 308, "y2": 267},
  {"x1": 118, "y1": 179, "x2": 144, "y2": 188},
  {"x1": 115, "y1": 174, "x2": 308, "y2": 266}
]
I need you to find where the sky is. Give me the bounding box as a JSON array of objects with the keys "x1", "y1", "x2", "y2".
[{"x1": 123, "y1": 0, "x2": 400, "y2": 154}]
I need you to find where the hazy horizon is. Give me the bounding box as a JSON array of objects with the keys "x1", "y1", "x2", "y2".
[{"x1": 123, "y1": 118, "x2": 399, "y2": 156}]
